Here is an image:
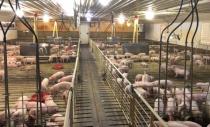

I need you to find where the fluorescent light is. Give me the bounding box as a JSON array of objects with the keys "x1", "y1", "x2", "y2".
[
  {"x1": 43, "y1": 14, "x2": 50, "y2": 23},
  {"x1": 118, "y1": 13, "x2": 126, "y2": 24},
  {"x1": 145, "y1": 8, "x2": 155, "y2": 20},
  {"x1": 16, "y1": 9, "x2": 24, "y2": 18},
  {"x1": 85, "y1": 12, "x2": 92, "y2": 22},
  {"x1": 99, "y1": 0, "x2": 111, "y2": 6},
  {"x1": 53, "y1": 0, "x2": 74, "y2": 16}
]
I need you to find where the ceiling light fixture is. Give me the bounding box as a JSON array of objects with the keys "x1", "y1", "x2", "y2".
[
  {"x1": 99, "y1": 0, "x2": 111, "y2": 6},
  {"x1": 85, "y1": 12, "x2": 92, "y2": 22},
  {"x1": 145, "y1": 7, "x2": 155, "y2": 20},
  {"x1": 118, "y1": 13, "x2": 126, "y2": 24},
  {"x1": 43, "y1": 14, "x2": 50, "y2": 23},
  {"x1": 16, "y1": 9, "x2": 24, "y2": 18}
]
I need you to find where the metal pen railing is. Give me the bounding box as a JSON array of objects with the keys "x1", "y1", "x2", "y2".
[
  {"x1": 89, "y1": 40, "x2": 168, "y2": 127},
  {"x1": 63, "y1": 40, "x2": 80, "y2": 127}
]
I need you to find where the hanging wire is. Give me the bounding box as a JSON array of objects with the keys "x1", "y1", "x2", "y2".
[
  {"x1": 0, "y1": 0, "x2": 16, "y2": 126},
  {"x1": 7, "y1": 0, "x2": 43, "y2": 125},
  {"x1": 183, "y1": 0, "x2": 194, "y2": 117},
  {"x1": 190, "y1": 0, "x2": 199, "y2": 114},
  {"x1": 163, "y1": 0, "x2": 199, "y2": 116},
  {"x1": 158, "y1": 0, "x2": 184, "y2": 115}
]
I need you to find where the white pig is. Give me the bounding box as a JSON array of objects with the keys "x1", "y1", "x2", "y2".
[
  {"x1": 182, "y1": 121, "x2": 202, "y2": 127},
  {"x1": 50, "y1": 113, "x2": 64, "y2": 126},
  {"x1": 172, "y1": 65, "x2": 189, "y2": 80},
  {"x1": 152, "y1": 80, "x2": 174, "y2": 88},
  {"x1": 26, "y1": 102, "x2": 47, "y2": 119},
  {"x1": 154, "y1": 98, "x2": 164, "y2": 116},
  {"x1": 44, "y1": 95, "x2": 59, "y2": 114},
  {"x1": 49, "y1": 71, "x2": 65, "y2": 81},
  {"x1": 135, "y1": 74, "x2": 142, "y2": 82},
  {"x1": 166, "y1": 98, "x2": 176, "y2": 120},
  {"x1": 41, "y1": 78, "x2": 49, "y2": 92},
  {"x1": 195, "y1": 82, "x2": 209, "y2": 91},
  {"x1": 58, "y1": 75, "x2": 73, "y2": 83},
  {"x1": 50, "y1": 81, "x2": 73, "y2": 94}
]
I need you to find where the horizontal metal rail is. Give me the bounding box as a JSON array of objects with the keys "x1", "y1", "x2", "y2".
[
  {"x1": 63, "y1": 40, "x2": 80, "y2": 127},
  {"x1": 90, "y1": 40, "x2": 168, "y2": 127}
]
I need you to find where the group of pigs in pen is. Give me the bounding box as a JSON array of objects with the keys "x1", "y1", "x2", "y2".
[
  {"x1": 97, "y1": 42, "x2": 210, "y2": 127},
  {"x1": 0, "y1": 44, "x2": 77, "y2": 69},
  {"x1": 0, "y1": 70, "x2": 73, "y2": 127},
  {"x1": 48, "y1": 44, "x2": 77, "y2": 63}
]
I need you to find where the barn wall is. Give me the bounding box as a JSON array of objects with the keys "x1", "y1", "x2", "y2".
[{"x1": 145, "y1": 21, "x2": 210, "y2": 49}]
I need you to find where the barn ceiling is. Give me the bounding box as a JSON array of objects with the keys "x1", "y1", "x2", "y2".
[{"x1": 0, "y1": 0, "x2": 210, "y2": 22}]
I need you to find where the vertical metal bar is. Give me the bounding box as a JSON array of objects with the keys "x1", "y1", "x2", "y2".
[
  {"x1": 3, "y1": 36, "x2": 11, "y2": 127},
  {"x1": 130, "y1": 85, "x2": 135, "y2": 127},
  {"x1": 21, "y1": 92, "x2": 25, "y2": 127}
]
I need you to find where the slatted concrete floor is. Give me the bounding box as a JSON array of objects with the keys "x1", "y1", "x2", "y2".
[{"x1": 73, "y1": 46, "x2": 129, "y2": 127}]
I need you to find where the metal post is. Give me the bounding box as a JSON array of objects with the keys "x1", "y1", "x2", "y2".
[{"x1": 129, "y1": 85, "x2": 135, "y2": 127}]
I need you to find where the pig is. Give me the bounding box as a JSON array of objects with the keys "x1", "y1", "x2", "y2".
[
  {"x1": 118, "y1": 65, "x2": 129, "y2": 73},
  {"x1": 135, "y1": 87, "x2": 149, "y2": 97},
  {"x1": 171, "y1": 65, "x2": 189, "y2": 80},
  {"x1": 166, "y1": 98, "x2": 176, "y2": 120},
  {"x1": 46, "y1": 122, "x2": 59, "y2": 127},
  {"x1": 0, "y1": 109, "x2": 16, "y2": 125},
  {"x1": 149, "y1": 50, "x2": 156, "y2": 54},
  {"x1": 49, "y1": 71, "x2": 65, "y2": 81},
  {"x1": 193, "y1": 55, "x2": 203, "y2": 61},
  {"x1": 191, "y1": 100, "x2": 202, "y2": 117},
  {"x1": 124, "y1": 52, "x2": 133, "y2": 58},
  {"x1": 134, "y1": 81, "x2": 156, "y2": 89},
  {"x1": 135, "y1": 74, "x2": 142, "y2": 82},
  {"x1": 142, "y1": 72, "x2": 154, "y2": 82},
  {"x1": 41, "y1": 78, "x2": 49, "y2": 92},
  {"x1": 50, "y1": 113, "x2": 64, "y2": 126},
  {"x1": 195, "y1": 60, "x2": 204, "y2": 67},
  {"x1": 140, "y1": 55, "x2": 150, "y2": 61},
  {"x1": 48, "y1": 54, "x2": 58, "y2": 63},
  {"x1": 119, "y1": 59, "x2": 133, "y2": 68},
  {"x1": 140, "y1": 62, "x2": 148, "y2": 68},
  {"x1": 152, "y1": 87, "x2": 172, "y2": 98},
  {"x1": 58, "y1": 75, "x2": 73, "y2": 83},
  {"x1": 22, "y1": 57, "x2": 36, "y2": 65},
  {"x1": 195, "y1": 82, "x2": 209, "y2": 91},
  {"x1": 152, "y1": 80, "x2": 174, "y2": 88},
  {"x1": 26, "y1": 102, "x2": 47, "y2": 119},
  {"x1": 192, "y1": 92, "x2": 207, "y2": 103},
  {"x1": 130, "y1": 55, "x2": 140, "y2": 61},
  {"x1": 60, "y1": 55, "x2": 70, "y2": 63},
  {"x1": 14, "y1": 96, "x2": 29, "y2": 110},
  {"x1": 178, "y1": 97, "x2": 190, "y2": 113},
  {"x1": 154, "y1": 98, "x2": 164, "y2": 116},
  {"x1": 174, "y1": 88, "x2": 184, "y2": 105},
  {"x1": 44, "y1": 95, "x2": 59, "y2": 114},
  {"x1": 125, "y1": 84, "x2": 133, "y2": 94},
  {"x1": 167, "y1": 121, "x2": 189, "y2": 127},
  {"x1": 182, "y1": 121, "x2": 202, "y2": 127},
  {"x1": 50, "y1": 81, "x2": 73, "y2": 94},
  {"x1": 150, "y1": 56, "x2": 159, "y2": 62},
  {"x1": 11, "y1": 107, "x2": 27, "y2": 121},
  {"x1": 15, "y1": 56, "x2": 24, "y2": 61},
  {"x1": 16, "y1": 62, "x2": 22, "y2": 67},
  {"x1": 138, "y1": 53, "x2": 146, "y2": 57}
]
